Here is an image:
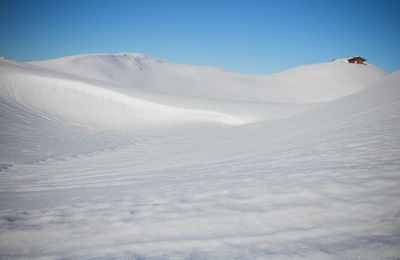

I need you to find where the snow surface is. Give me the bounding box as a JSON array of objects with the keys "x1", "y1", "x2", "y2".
[
  {"x1": 0, "y1": 54, "x2": 399, "y2": 259},
  {"x1": 30, "y1": 53, "x2": 386, "y2": 103}
]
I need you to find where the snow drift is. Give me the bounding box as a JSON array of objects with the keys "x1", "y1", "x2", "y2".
[
  {"x1": 31, "y1": 53, "x2": 386, "y2": 103},
  {"x1": 0, "y1": 53, "x2": 387, "y2": 130}
]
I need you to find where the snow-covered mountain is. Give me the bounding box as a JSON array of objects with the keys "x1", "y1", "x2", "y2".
[{"x1": 0, "y1": 54, "x2": 399, "y2": 259}]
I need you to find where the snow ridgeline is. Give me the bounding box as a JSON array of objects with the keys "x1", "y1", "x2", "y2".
[{"x1": 1, "y1": 53, "x2": 387, "y2": 129}]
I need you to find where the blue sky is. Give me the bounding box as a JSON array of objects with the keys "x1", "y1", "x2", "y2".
[{"x1": 1, "y1": 0, "x2": 399, "y2": 74}]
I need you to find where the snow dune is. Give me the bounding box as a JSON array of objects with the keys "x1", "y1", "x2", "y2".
[
  {"x1": 30, "y1": 53, "x2": 386, "y2": 103},
  {"x1": 0, "y1": 60, "x2": 246, "y2": 129},
  {"x1": 0, "y1": 54, "x2": 399, "y2": 259},
  {"x1": 31, "y1": 53, "x2": 386, "y2": 103},
  {"x1": 1, "y1": 53, "x2": 387, "y2": 130}
]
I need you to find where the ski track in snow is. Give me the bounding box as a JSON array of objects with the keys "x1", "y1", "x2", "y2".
[{"x1": 0, "y1": 54, "x2": 399, "y2": 259}]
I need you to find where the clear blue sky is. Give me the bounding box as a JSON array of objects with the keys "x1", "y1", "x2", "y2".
[{"x1": 1, "y1": 0, "x2": 399, "y2": 74}]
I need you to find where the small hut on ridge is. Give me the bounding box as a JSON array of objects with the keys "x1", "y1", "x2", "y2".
[{"x1": 347, "y1": 56, "x2": 366, "y2": 64}]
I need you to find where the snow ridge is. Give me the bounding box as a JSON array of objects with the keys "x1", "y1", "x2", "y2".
[{"x1": 1, "y1": 53, "x2": 388, "y2": 130}]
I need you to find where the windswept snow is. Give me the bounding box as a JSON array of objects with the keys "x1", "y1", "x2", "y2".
[
  {"x1": 1, "y1": 53, "x2": 387, "y2": 130},
  {"x1": 1, "y1": 60, "x2": 248, "y2": 129},
  {"x1": 0, "y1": 54, "x2": 399, "y2": 259},
  {"x1": 31, "y1": 53, "x2": 386, "y2": 103}
]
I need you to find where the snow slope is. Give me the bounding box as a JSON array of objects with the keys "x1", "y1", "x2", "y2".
[
  {"x1": 31, "y1": 53, "x2": 387, "y2": 103},
  {"x1": 1, "y1": 53, "x2": 387, "y2": 132},
  {"x1": 0, "y1": 59, "x2": 247, "y2": 130},
  {"x1": 0, "y1": 54, "x2": 399, "y2": 259}
]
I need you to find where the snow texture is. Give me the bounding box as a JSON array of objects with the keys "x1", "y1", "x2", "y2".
[{"x1": 0, "y1": 53, "x2": 399, "y2": 259}]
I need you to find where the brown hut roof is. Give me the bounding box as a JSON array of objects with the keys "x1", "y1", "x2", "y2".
[{"x1": 347, "y1": 57, "x2": 366, "y2": 64}]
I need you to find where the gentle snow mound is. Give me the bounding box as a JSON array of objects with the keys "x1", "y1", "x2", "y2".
[
  {"x1": 31, "y1": 53, "x2": 387, "y2": 103},
  {"x1": 0, "y1": 60, "x2": 247, "y2": 129},
  {"x1": 0, "y1": 53, "x2": 388, "y2": 129}
]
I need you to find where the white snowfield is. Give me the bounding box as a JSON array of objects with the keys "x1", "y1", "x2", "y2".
[
  {"x1": 30, "y1": 53, "x2": 386, "y2": 103},
  {"x1": 1, "y1": 53, "x2": 387, "y2": 130},
  {"x1": 0, "y1": 53, "x2": 399, "y2": 259}
]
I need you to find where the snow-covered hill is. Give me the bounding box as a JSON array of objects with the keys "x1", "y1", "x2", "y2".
[
  {"x1": 30, "y1": 53, "x2": 387, "y2": 103},
  {"x1": 1, "y1": 53, "x2": 387, "y2": 131},
  {"x1": 0, "y1": 54, "x2": 399, "y2": 259}
]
